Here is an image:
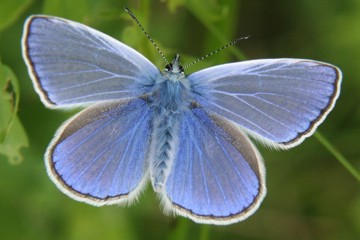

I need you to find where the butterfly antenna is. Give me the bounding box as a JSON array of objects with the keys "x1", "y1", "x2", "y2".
[
  {"x1": 125, "y1": 7, "x2": 169, "y2": 65},
  {"x1": 183, "y1": 36, "x2": 250, "y2": 69}
]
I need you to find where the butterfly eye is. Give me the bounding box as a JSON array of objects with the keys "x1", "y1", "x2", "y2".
[{"x1": 165, "y1": 63, "x2": 173, "y2": 71}]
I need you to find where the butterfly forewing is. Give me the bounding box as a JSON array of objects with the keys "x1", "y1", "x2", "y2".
[
  {"x1": 22, "y1": 15, "x2": 160, "y2": 108},
  {"x1": 188, "y1": 59, "x2": 341, "y2": 148}
]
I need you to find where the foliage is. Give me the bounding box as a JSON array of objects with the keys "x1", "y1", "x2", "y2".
[{"x1": 0, "y1": 64, "x2": 29, "y2": 164}]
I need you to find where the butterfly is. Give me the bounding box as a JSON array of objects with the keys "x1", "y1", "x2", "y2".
[{"x1": 21, "y1": 12, "x2": 341, "y2": 225}]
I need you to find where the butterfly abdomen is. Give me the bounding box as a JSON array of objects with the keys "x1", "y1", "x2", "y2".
[{"x1": 149, "y1": 112, "x2": 180, "y2": 192}]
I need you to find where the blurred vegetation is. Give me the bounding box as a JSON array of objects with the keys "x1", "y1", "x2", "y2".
[{"x1": 0, "y1": 0, "x2": 359, "y2": 239}]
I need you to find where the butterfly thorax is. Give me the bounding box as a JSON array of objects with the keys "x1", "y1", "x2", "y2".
[{"x1": 149, "y1": 54, "x2": 192, "y2": 192}]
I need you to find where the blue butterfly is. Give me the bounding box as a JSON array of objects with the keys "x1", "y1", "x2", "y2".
[{"x1": 22, "y1": 13, "x2": 341, "y2": 225}]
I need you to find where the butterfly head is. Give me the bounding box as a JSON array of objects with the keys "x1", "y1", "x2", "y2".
[{"x1": 165, "y1": 54, "x2": 184, "y2": 74}]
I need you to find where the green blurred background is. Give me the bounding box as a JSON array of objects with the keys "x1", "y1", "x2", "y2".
[{"x1": 1, "y1": 0, "x2": 359, "y2": 239}]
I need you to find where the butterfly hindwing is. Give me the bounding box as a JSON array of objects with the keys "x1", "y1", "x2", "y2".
[
  {"x1": 22, "y1": 15, "x2": 160, "y2": 108},
  {"x1": 188, "y1": 59, "x2": 341, "y2": 148},
  {"x1": 163, "y1": 108, "x2": 266, "y2": 225},
  {"x1": 46, "y1": 98, "x2": 152, "y2": 205}
]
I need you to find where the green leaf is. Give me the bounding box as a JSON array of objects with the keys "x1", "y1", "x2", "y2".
[
  {"x1": 0, "y1": 0, "x2": 33, "y2": 31},
  {"x1": 0, "y1": 64, "x2": 29, "y2": 164},
  {"x1": 0, "y1": 114, "x2": 29, "y2": 164}
]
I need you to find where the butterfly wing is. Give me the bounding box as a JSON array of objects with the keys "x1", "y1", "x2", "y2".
[
  {"x1": 188, "y1": 59, "x2": 341, "y2": 148},
  {"x1": 22, "y1": 15, "x2": 159, "y2": 108},
  {"x1": 46, "y1": 98, "x2": 152, "y2": 205},
  {"x1": 162, "y1": 108, "x2": 265, "y2": 225}
]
